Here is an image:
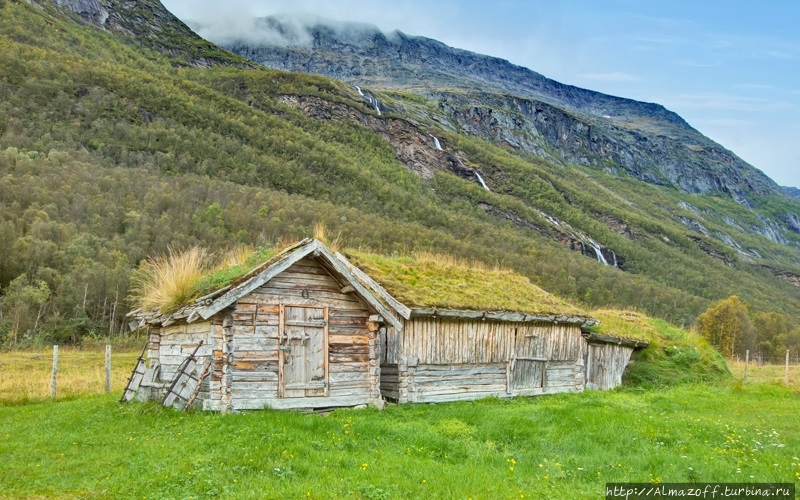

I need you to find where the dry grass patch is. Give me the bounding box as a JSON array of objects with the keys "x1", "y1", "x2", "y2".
[
  {"x1": 729, "y1": 359, "x2": 800, "y2": 389},
  {"x1": 130, "y1": 246, "x2": 209, "y2": 313},
  {"x1": 0, "y1": 348, "x2": 141, "y2": 405}
]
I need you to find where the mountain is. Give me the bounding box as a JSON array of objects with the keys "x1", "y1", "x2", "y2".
[
  {"x1": 1, "y1": 0, "x2": 799, "y2": 349},
  {"x1": 219, "y1": 16, "x2": 782, "y2": 207},
  {"x1": 51, "y1": 0, "x2": 252, "y2": 67},
  {"x1": 784, "y1": 186, "x2": 800, "y2": 201}
]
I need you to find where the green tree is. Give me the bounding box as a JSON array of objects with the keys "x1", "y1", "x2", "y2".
[
  {"x1": 1, "y1": 274, "x2": 51, "y2": 344},
  {"x1": 752, "y1": 311, "x2": 791, "y2": 359},
  {"x1": 695, "y1": 295, "x2": 755, "y2": 357}
]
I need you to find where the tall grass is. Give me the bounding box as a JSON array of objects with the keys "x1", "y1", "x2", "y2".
[{"x1": 129, "y1": 246, "x2": 209, "y2": 313}]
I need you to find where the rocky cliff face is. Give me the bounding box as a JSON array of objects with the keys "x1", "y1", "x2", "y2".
[
  {"x1": 783, "y1": 186, "x2": 800, "y2": 200},
  {"x1": 48, "y1": 0, "x2": 252, "y2": 67},
  {"x1": 221, "y1": 16, "x2": 782, "y2": 206}
]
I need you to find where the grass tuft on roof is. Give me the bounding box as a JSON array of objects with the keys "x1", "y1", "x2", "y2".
[{"x1": 345, "y1": 250, "x2": 586, "y2": 316}]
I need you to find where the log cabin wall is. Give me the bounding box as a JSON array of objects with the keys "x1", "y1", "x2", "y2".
[
  {"x1": 156, "y1": 322, "x2": 214, "y2": 382},
  {"x1": 585, "y1": 342, "x2": 635, "y2": 391},
  {"x1": 223, "y1": 257, "x2": 380, "y2": 410},
  {"x1": 381, "y1": 318, "x2": 587, "y2": 403}
]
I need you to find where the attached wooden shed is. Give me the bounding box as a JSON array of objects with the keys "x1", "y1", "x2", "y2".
[
  {"x1": 125, "y1": 239, "x2": 646, "y2": 411},
  {"x1": 343, "y1": 251, "x2": 648, "y2": 403}
]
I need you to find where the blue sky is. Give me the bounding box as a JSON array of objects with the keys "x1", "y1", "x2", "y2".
[{"x1": 162, "y1": 0, "x2": 800, "y2": 188}]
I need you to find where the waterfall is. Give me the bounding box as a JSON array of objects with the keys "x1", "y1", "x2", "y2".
[
  {"x1": 430, "y1": 134, "x2": 443, "y2": 150},
  {"x1": 475, "y1": 171, "x2": 490, "y2": 191},
  {"x1": 355, "y1": 85, "x2": 364, "y2": 96},
  {"x1": 534, "y1": 207, "x2": 615, "y2": 266},
  {"x1": 362, "y1": 93, "x2": 381, "y2": 115},
  {"x1": 588, "y1": 239, "x2": 608, "y2": 265}
]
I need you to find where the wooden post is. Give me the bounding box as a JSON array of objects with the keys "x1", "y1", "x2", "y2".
[
  {"x1": 786, "y1": 350, "x2": 790, "y2": 386},
  {"x1": 744, "y1": 350, "x2": 749, "y2": 380},
  {"x1": 50, "y1": 345, "x2": 59, "y2": 398},
  {"x1": 105, "y1": 344, "x2": 112, "y2": 394}
]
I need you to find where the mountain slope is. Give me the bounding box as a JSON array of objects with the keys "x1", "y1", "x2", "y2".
[
  {"x1": 0, "y1": 0, "x2": 799, "y2": 350},
  {"x1": 220, "y1": 17, "x2": 784, "y2": 207}
]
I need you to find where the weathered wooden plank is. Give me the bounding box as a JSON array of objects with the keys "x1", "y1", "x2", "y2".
[
  {"x1": 327, "y1": 387, "x2": 374, "y2": 398},
  {"x1": 329, "y1": 345, "x2": 369, "y2": 355},
  {"x1": 231, "y1": 381, "x2": 279, "y2": 391},
  {"x1": 234, "y1": 394, "x2": 373, "y2": 411},
  {"x1": 231, "y1": 372, "x2": 279, "y2": 383},
  {"x1": 329, "y1": 361, "x2": 370, "y2": 372},
  {"x1": 232, "y1": 360, "x2": 279, "y2": 371},
  {"x1": 415, "y1": 384, "x2": 508, "y2": 396},
  {"x1": 328, "y1": 371, "x2": 370, "y2": 383},
  {"x1": 233, "y1": 350, "x2": 279, "y2": 362},
  {"x1": 328, "y1": 334, "x2": 370, "y2": 345},
  {"x1": 412, "y1": 390, "x2": 510, "y2": 403},
  {"x1": 329, "y1": 353, "x2": 369, "y2": 363}
]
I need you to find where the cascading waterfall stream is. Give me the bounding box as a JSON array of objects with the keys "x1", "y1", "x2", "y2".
[
  {"x1": 474, "y1": 171, "x2": 490, "y2": 191},
  {"x1": 588, "y1": 240, "x2": 609, "y2": 265},
  {"x1": 534, "y1": 209, "x2": 617, "y2": 267},
  {"x1": 430, "y1": 134, "x2": 443, "y2": 150}
]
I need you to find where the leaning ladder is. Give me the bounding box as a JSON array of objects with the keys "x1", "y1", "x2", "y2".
[
  {"x1": 120, "y1": 341, "x2": 149, "y2": 403},
  {"x1": 162, "y1": 341, "x2": 209, "y2": 410}
]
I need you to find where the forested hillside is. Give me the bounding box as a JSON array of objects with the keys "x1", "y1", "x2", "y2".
[{"x1": 1, "y1": 0, "x2": 799, "y2": 354}]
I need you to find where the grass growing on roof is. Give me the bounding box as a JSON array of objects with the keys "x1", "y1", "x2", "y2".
[
  {"x1": 592, "y1": 309, "x2": 731, "y2": 387},
  {"x1": 129, "y1": 246, "x2": 279, "y2": 314},
  {"x1": 346, "y1": 250, "x2": 585, "y2": 315}
]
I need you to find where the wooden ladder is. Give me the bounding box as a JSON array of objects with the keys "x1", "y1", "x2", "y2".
[
  {"x1": 162, "y1": 341, "x2": 210, "y2": 410},
  {"x1": 119, "y1": 342, "x2": 148, "y2": 403}
]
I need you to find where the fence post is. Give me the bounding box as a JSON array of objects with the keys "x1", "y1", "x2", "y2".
[
  {"x1": 50, "y1": 345, "x2": 59, "y2": 398},
  {"x1": 105, "y1": 344, "x2": 112, "y2": 394},
  {"x1": 744, "y1": 350, "x2": 749, "y2": 380},
  {"x1": 786, "y1": 350, "x2": 790, "y2": 386}
]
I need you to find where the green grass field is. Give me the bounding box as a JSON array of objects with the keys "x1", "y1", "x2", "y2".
[{"x1": 0, "y1": 382, "x2": 798, "y2": 499}]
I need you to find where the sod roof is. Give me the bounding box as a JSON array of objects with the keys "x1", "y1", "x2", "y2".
[{"x1": 344, "y1": 250, "x2": 586, "y2": 316}]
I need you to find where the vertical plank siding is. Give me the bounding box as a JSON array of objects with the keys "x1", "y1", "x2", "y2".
[
  {"x1": 402, "y1": 319, "x2": 583, "y2": 365},
  {"x1": 586, "y1": 343, "x2": 635, "y2": 391},
  {"x1": 384, "y1": 318, "x2": 588, "y2": 402}
]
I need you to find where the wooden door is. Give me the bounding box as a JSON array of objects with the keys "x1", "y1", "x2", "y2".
[
  {"x1": 509, "y1": 326, "x2": 547, "y2": 392},
  {"x1": 281, "y1": 305, "x2": 328, "y2": 398}
]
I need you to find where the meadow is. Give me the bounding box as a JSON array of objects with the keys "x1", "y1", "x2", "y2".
[
  {"x1": 0, "y1": 350, "x2": 798, "y2": 499},
  {"x1": 0, "y1": 347, "x2": 141, "y2": 405}
]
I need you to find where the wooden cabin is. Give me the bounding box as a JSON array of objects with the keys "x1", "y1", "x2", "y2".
[{"x1": 124, "y1": 239, "x2": 646, "y2": 411}]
